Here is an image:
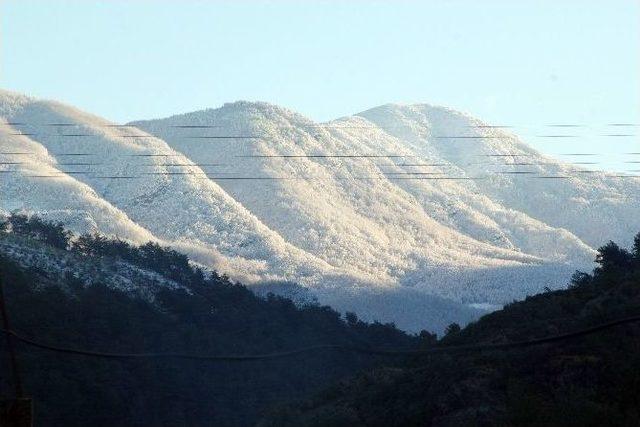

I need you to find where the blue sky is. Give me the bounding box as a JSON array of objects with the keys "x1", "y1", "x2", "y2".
[{"x1": 2, "y1": 0, "x2": 639, "y2": 170}]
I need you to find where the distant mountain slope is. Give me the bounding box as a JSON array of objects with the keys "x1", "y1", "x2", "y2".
[
  {"x1": 3, "y1": 89, "x2": 639, "y2": 331},
  {"x1": 0, "y1": 129, "x2": 155, "y2": 243},
  {"x1": 132, "y1": 102, "x2": 594, "y2": 273},
  {"x1": 0, "y1": 90, "x2": 347, "y2": 286},
  {"x1": 0, "y1": 91, "x2": 481, "y2": 332},
  {"x1": 132, "y1": 102, "x2": 611, "y2": 303},
  {"x1": 358, "y1": 103, "x2": 640, "y2": 249}
]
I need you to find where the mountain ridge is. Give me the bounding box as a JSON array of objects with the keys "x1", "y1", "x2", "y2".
[{"x1": 3, "y1": 89, "x2": 639, "y2": 331}]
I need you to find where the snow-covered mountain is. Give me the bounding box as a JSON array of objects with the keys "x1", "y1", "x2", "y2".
[{"x1": 2, "y1": 89, "x2": 639, "y2": 332}]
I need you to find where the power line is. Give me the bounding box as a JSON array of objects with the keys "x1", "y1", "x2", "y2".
[
  {"x1": 6, "y1": 133, "x2": 258, "y2": 139},
  {"x1": 534, "y1": 135, "x2": 579, "y2": 138},
  {"x1": 2, "y1": 121, "x2": 638, "y2": 128},
  {"x1": 2, "y1": 151, "x2": 638, "y2": 158},
  {"x1": 2, "y1": 171, "x2": 637, "y2": 180},
  {"x1": 9, "y1": 132, "x2": 637, "y2": 139},
  {"x1": 434, "y1": 136, "x2": 506, "y2": 139},
  {"x1": 2, "y1": 314, "x2": 639, "y2": 361},
  {"x1": 235, "y1": 155, "x2": 422, "y2": 158},
  {"x1": 547, "y1": 124, "x2": 584, "y2": 128}
]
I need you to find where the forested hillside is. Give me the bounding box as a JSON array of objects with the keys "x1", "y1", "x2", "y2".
[
  {"x1": 0, "y1": 215, "x2": 418, "y2": 427},
  {"x1": 2, "y1": 216, "x2": 639, "y2": 426},
  {"x1": 261, "y1": 233, "x2": 640, "y2": 427}
]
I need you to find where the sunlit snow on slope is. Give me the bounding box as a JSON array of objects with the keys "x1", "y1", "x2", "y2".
[
  {"x1": 358, "y1": 103, "x2": 640, "y2": 249},
  {"x1": 3, "y1": 90, "x2": 639, "y2": 332}
]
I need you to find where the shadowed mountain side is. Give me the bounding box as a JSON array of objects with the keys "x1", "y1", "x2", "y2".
[{"x1": 259, "y1": 232, "x2": 640, "y2": 427}]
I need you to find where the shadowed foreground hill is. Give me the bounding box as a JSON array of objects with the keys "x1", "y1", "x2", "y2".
[
  {"x1": 0, "y1": 215, "x2": 417, "y2": 427},
  {"x1": 260, "y1": 234, "x2": 640, "y2": 427}
]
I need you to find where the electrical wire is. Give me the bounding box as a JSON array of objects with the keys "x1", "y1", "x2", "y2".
[{"x1": 2, "y1": 314, "x2": 639, "y2": 362}]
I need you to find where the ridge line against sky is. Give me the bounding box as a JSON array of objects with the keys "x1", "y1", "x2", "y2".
[{"x1": 1, "y1": 0, "x2": 639, "y2": 171}]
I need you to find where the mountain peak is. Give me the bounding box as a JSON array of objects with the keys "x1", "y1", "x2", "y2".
[
  {"x1": 129, "y1": 100, "x2": 311, "y2": 129},
  {"x1": 357, "y1": 102, "x2": 485, "y2": 129}
]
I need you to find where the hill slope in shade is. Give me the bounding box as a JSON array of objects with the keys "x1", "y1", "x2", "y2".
[
  {"x1": 3, "y1": 89, "x2": 640, "y2": 331},
  {"x1": 0, "y1": 227, "x2": 419, "y2": 427},
  {"x1": 260, "y1": 234, "x2": 640, "y2": 427}
]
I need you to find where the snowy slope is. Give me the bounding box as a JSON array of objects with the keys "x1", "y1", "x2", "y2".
[
  {"x1": 0, "y1": 127, "x2": 155, "y2": 242},
  {"x1": 132, "y1": 103, "x2": 543, "y2": 280},
  {"x1": 358, "y1": 104, "x2": 640, "y2": 249},
  {"x1": 131, "y1": 103, "x2": 604, "y2": 302},
  {"x1": 0, "y1": 233, "x2": 185, "y2": 301},
  {"x1": 4, "y1": 89, "x2": 638, "y2": 332},
  {"x1": 0, "y1": 90, "x2": 350, "y2": 287}
]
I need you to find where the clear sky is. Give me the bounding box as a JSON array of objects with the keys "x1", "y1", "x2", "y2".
[{"x1": 1, "y1": 0, "x2": 639, "y2": 170}]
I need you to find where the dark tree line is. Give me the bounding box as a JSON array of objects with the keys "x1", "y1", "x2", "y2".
[
  {"x1": 262, "y1": 232, "x2": 640, "y2": 427},
  {"x1": 1, "y1": 214, "x2": 71, "y2": 250},
  {"x1": 0, "y1": 214, "x2": 419, "y2": 426}
]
